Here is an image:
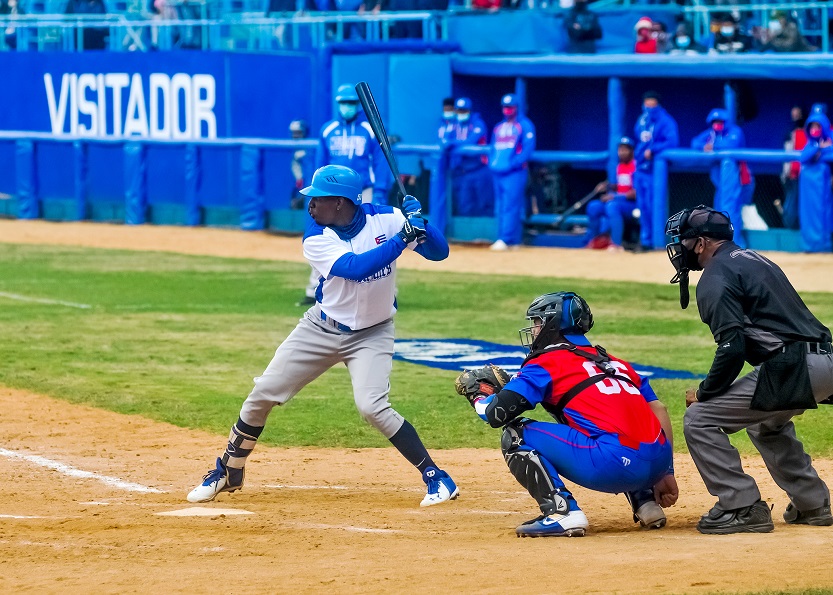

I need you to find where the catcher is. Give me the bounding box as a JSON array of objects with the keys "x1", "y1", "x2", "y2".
[{"x1": 455, "y1": 291, "x2": 678, "y2": 537}]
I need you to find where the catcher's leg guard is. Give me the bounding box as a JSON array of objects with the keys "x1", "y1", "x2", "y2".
[
  {"x1": 625, "y1": 488, "x2": 666, "y2": 529},
  {"x1": 501, "y1": 419, "x2": 575, "y2": 516}
]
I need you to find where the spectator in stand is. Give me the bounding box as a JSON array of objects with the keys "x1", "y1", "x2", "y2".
[
  {"x1": 489, "y1": 93, "x2": 536, "y2": 251},
  {"x1": 447, "y1": 97, "x2": 493, "y2": 217},
  {"x1": 564, "y1": 0, "x2": 602, "y2": 54},
  {"x1": 633, "y1": 91, "x2": 679, "y2": 251},
  {"x1": 668, "y1": 22, "x2": 706, "y2": 55},
  {"x1": 0, "y1": 0, "x2": 24, "y2": 50},
  {"x1": 585, "y1": 137, "x2": 638, "y2": 252},
  {"x1": 634, "y1": 17, "x2": 658, "y2": 54},
  {"x1": 65, "y1": 0, "x2": 108, "y2": 50},
  {"x1": 149, "y1": 0, "x2": 178, "y2": 49},
  {"x1": 691, "y1": 108, "x2": 755, "y2": 248},
  {"x1": 652, "y1": 19, "x2": 669, "y2": 53},
  {"x1": 709, "y1": 13, "x2": 753, "y2": 54},
  {"x1": 756, "y1": 10, "x2": 816, "y2": 53},
  {"x1": 317, "y1": 84, "x2": 390, "y2": 205},
  {"x1": 334, "y1": 0, "x2": 380, "y2": 41},
  {"x1": 798, "y1": 108, "x2": 833, "y2": 252},
  {"x1": 780, "y1": 106, "x2": 807, "y2": 229}
]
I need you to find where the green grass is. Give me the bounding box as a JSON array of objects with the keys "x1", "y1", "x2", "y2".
[{"x1": 1, "y1": 243, "x2": 833, "y2": 453}]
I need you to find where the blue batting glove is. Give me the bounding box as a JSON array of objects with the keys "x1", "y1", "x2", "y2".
[
  {"x1": 408, "y1": 214, "x2": 426, "y2": 235},
  {"x1": 402, "y1": 195, "x2": 422, "y2": 217}
]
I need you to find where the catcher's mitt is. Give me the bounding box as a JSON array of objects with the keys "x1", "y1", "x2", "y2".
[{"x1": 454, "y1": 364, "x2": 511, "y2": 406}]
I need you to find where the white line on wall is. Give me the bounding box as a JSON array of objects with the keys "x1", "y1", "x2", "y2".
[
  {"x1": 0, "y1": 291, "x2": 91, "y2": 309},
  {"x1": 0, "y1": 448, "x2": 164, "y2": 493}
]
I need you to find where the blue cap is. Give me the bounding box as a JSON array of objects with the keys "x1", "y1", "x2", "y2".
[
  {"x1": 812, "y1": 102, "x2": 828, "y2": 115},
  {"x1": 501, "y1": 94, "x2": 518, "y2": 107},
  {"x1": 707, "y1": 108, "x2": 729, "y2": 124},
  {"x1": 455, "y1": 97, "x2": 472, "y2": 111},
  {"x1": 300, "y1": 165, "x2": 363, "y2": 203},
  {"x1": 335, "y1": 84, "x2": 358, "y2": 103},
  {"x1": 618, "y1": 136, "x2": 635, "y2": 147}
]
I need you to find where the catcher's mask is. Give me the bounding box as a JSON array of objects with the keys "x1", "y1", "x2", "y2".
[
  {"x1": 520, "y1": 292, "x2": 594, "y2": 353},
  {"x1": 665, "y1": 206, "x2": 733, "y2": 309}
]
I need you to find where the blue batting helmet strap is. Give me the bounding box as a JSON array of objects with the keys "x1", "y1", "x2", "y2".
[
  {"x1": 707, "y1": 108, "x2": 729, "y2": 124},
  {"x1": 335, "y1": 84, "x2": 358, "y2": 103},
  {"x1": 502, "y1": 94, "x2": 518, "y2": 107},
  {"x1": 300, "y1": 165, "x2": 363, "y2": 202}
]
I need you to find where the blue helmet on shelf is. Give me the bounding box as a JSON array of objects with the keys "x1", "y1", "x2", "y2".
[
  {"x1": 334, "y1": 84, "x2": 358, "y2": 103},
  {"x1": 300, "y1": 165, "x2": 363, "y2": 202}
]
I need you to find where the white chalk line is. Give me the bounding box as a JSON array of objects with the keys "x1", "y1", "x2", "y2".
[
  {"x1": 0, "y1": 291, "x2": 91, "y2": 309},
  {"x1": 0, "y1": 514, "x2": 45, "y2": 519},
  {"x1": 0, "y1": 448, "x2": 164, "y2": 494},
  {"x1": 288, "y1": 522, "x2": 400, "y2": 534}
]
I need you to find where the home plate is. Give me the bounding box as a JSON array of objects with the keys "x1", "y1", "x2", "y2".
[{"x1": 155, "y1": 507, "x2": 254, "y2": 517}]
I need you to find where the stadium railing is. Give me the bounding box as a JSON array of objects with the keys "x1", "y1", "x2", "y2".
[{"x1": 0, "y1": 11, "x2": 447, "y2": 51}]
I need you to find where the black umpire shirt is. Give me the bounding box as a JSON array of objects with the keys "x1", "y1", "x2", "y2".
[{"x1": 694, "y1": 241, "x2": 832, "y2": 401}]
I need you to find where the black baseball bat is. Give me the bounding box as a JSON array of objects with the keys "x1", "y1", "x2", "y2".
[
  {"x1": 557, "y1": 189, "x2": 601, "y2": 230},
  {"x1": 355, "y1": 82, "x2": 408, "y2": 207}
]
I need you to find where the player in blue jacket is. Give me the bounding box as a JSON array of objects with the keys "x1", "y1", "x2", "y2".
[
  {"x1": 455, "y1": 292, "x2": 678, "y2": 537},
  {"x1": 187, "y1": 165, "x2": 459, "y2": 507},
  {"x1": 690, "y1": 109, "x2": 755, "y2": 248},
  {"x1": 446, "y1": 97, "x2": 493, "y2": 216},
  {"x1": 634, "y1": 91, "x2": 679, "y2": 249},
  {"x1": 317, "y1": 84, "x2": 390, "y2": 205},
  {"x1": 489, "y1": 94, "x2": 536, "y2": 251},
  {"x1": 799, "y1": 109, "x2": 833, "y2": 253}
]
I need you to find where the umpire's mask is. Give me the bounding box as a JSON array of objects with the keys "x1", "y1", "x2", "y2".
[{"x1": 665, "y1": 206, "x2": 734, "y2": 309}]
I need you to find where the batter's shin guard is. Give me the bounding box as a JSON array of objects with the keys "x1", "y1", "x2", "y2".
[
  {"x1": 501, "y1": 421, "x2": 573, "y2": 516},
  {"x1": 221, "y1": 418, "x2": 264, "y2": 477}
]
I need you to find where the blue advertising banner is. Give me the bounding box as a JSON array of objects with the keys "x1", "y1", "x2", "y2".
[{"x1": 394, "y1": 338, "x2": 702, "y2": 379}]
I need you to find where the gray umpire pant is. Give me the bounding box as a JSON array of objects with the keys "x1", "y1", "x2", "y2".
[
  {"x1": 684, "y1": 352, "x2": 833, "y2": 512},
  {"x1": 239, "y1": 306, "x2": 405, "y2": 439}
]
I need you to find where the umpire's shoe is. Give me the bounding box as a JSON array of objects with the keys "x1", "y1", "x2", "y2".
[
  {"x1": 187, "y1": 457, "x2": 244, "y2": 503},
  {"x1": 420, "y1": 467, "x2": 459, "y2": 507},
  {"x1": 516, "y1": 510, "x2": 589, "y2": 538},
  {"x1": 697, "y1": 500, "x2": 774, "y2": 535},
  {"x1": 784, "y1": 500, "x2": 833, "y2": 526}
]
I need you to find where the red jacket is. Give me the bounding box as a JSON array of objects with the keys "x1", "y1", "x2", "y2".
[{"x1": 635, "y1": 38, "x2": 658, "y2": 54}]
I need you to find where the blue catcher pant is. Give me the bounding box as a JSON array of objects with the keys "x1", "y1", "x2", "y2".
[
  {"x1": 492, "y1": 168, "x2": 528, "y2": 246},
  {"x1": 633, "y1": 170, "x2": 654, "y2": 248},
  {"x1": 587, "y1": 195, "x2": 637, "y2": 246},
  {"x1": 522, "y1": 421, "x2": 671, "y2": 496}
]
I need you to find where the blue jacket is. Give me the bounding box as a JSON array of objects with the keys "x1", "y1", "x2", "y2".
[
  {"x1": 634, "y1": 106, "x2": 679, "y2": 173},
  {"x1": 489, "y1": 115, "x2": 536, "y2": 175},
  {"x1": 691, "y1": 123, "x2": 753, "y2": 187},
  {"x1": 317, "y1": 115, "x2": 389, "y2": 194},
  {"x1": 798, "y1": 112, "x2": 833, "y2": 252},
  {"x1": 446, "y1": 113, "x2": 488, "y2": 173}
]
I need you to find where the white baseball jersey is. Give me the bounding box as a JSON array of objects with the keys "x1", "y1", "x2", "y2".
[{"x1": 303, "y1": 204, "x2": 414, "y2": 330}]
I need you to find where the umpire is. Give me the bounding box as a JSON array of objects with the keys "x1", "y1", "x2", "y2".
[{"x1": 665, "y1": 205, "x2": 833, "y2": 535}]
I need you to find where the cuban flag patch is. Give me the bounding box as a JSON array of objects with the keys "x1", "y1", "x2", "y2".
[{"x1": 375, "y1": 234, "x2": 387, "y2": 245}]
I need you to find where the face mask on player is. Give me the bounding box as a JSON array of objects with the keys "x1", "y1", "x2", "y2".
[
  {"x1": 809, "y1": 125, "x2": 824, "y2": 139},
  {"x1": 456, "y1": 112, "x2": 471, "y2": 123},
  {"x1": 712, "y1": 121, "x2": 725, "y2": 132},
  {"x1": 676, "y1": 35, "x2": 690, "y2": 48},
  {"x1": 443, "y1": 110, "x2": 455, "y2": 120},
  {"x1": 720, "y1": 25, "x2": 735, "y2": 36},
  {"x1": 502, "y1": 107, "x2": 518, "y2": 119},
  {"x1": 338, "y1": 102, "x2": 359, "y2": 121}
]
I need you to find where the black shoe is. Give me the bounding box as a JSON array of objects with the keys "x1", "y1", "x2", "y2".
[
  {"x1": 697, "y1": 500, "x2": 774, "y2": 535},
  {"x1": 295, "y1": 296, "x2": 316, "y2": 307},
  {"x1": 784, "y1": 500, "x2": 833, "y2": 526}
]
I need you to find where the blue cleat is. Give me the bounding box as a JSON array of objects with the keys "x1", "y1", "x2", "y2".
[
  {"x1": 187, "y1": 457, "x2": 244, "y2": 503},
  {"x1": 515, "y1": 510, "x2": 589, "y2": 537},
  {"x1": 420, "y1": 466, "x2": 459, "y2": 507}
]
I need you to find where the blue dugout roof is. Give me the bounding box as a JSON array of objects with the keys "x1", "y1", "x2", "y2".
[{"x1": 451, "y1": 54, "x2": 833, "y2": 81}]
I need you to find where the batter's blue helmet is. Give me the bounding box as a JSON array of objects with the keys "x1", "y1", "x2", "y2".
[
  {"x1": 335, "y1": 84, "x2": 358, "y2": 103},
  {"x1": 706, "y1": 108, "x2": 729, "y2": 124},
  {"x1": 455, "y1": 97, "x2": 472, "y2": 110},
  {"x1": 300, "y1": 165, "x2": 363, "y2": 202},
  {"x1": 501, "y1": 94, "x2": 518, "y2": 107}
]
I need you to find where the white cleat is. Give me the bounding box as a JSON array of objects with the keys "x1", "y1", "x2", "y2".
[
  {"x1": 186, "y1": 458, "x2": 244, "y2": 503},
  {"x1": 516, "y1": 510, "x2": 589, "y2": 537},
  {"x1": 420, "y1": 467, "x2": 459, "y2": 507}
]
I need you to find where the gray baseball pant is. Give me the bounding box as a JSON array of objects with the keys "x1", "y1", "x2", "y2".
[
  {"x1": 239, "y1": 307, "x2": 405, "y2": 439},
  {"x1": 684, "y1": 352, "x2": 833, "y2": 511}
]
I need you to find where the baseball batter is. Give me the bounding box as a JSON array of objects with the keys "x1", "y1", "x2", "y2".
[
  {"x1": 188, "y1": 164, "x2": 458, "y2": 506},
  {"x1": 455, "y1": 292, "x2": 678, "y2": 537}
]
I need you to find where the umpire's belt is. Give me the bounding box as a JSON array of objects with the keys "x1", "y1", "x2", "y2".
[
  {"x1": 320, "y1": 310, "x2": 354, "y2": 333},
  {"x1": 780, "y1": 342, "x2": 833, "y2": 355}
]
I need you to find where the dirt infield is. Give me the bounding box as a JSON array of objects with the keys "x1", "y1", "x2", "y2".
[{"x1": 2, "y1": 220, "x2": 833, "y2": 594}]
